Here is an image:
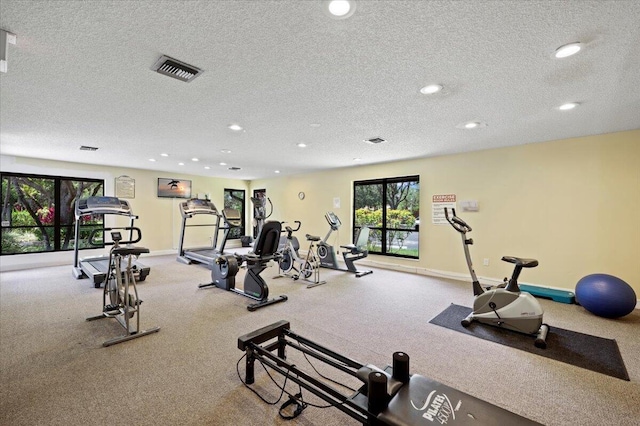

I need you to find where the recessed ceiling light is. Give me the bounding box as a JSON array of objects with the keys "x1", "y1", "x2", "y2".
[
  {"x1": 558, "y1": 102, "x2": 580, "y2": 110},
  {"x1": 275, "y1": 170, "x2": 281, "y2": 174},
  {"x1": 191, "y1": 157, "x2": 199, "y2": 162},
  {"x1": 420, "y1": 84, "x2": 443, "y2": 95},
  {"x1": 554, "y1": 42, "x2": 583, "y2": 58},
  {"x1": 456, "y1": 120, "x2": 487, "y2": 129},
  {"x1": 353, "y1": 158, "x2": 362, "y2": 162},
  {"x1": 228, "y1": 124, "x2": 243, "y2": 131},
  {"x1": 178, "y1": 162, "x2": 185, "y2": 166},
  {"x1": 160, "y1": 153, "x2": 169, "y2": 157},
  {"x1": 220, "y1": 149, "x2": 232, "y2": 154},
  {"x1": 297, "y1": 143, "x2": 307, "y2": 148},
  {"x1": 324, "y1": 0, "x2": 356, "y2": 19},
  {"x1": 204, "y1": 166, "x2": 210, "y2": 170},
  {"x1": 148, "y1": 158, "x2": 156, "y2": 162},
  {"x1": 219, "y1": 162, "x2": 227, "y2": 166}
]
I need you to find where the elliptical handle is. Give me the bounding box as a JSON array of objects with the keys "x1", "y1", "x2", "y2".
[
  {"x1": 444, "y1": 208, "x2": 472, "y2": 233},
  {"x1": 292, "y1": 221, "x2": 302, "y2": 231}
]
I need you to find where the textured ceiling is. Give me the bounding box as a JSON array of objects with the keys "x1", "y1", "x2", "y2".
[{"x1": 1, "y1": 0, "x2": 639, "y2": 180}]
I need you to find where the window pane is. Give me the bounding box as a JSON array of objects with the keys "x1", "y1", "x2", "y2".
[
  {"x1": 385, "y1": 180, "x2": 419, "y2": 256},
  {"x1": 59, "y1": 179, "x2": 104, "y2": 250},
  {"x1": 353, "y1": 176, "x2": 419, "y2": 259},
  {"x1": 1, "y1": 227, "x2": 55, "y2": 253},
  {"x1": 224, "y1": 189, "x2": 245, "y2": 239},
  {"x1": 1, "y1": 173, "x2": 104, "y2": 255}
]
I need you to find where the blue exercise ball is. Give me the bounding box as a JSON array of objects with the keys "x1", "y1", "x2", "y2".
[{"x1": 575, "y1": 274, "x2": 636, "y2": 318}]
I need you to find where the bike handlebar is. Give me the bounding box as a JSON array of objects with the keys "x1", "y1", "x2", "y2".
[
  {"x1": 444, "y1": 208, "x2": 472, "y2": 234},
  {"x1": 281, "y1": 220, "x2": 302, "y2": 233}
]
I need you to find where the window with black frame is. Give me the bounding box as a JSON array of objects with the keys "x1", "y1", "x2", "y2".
[
  {"x1": 223, "y1": 188, "x2": 246, "y2": 239},
  {"x1": 353, "y1": 175, "x2": 419, "y2": 258},
  {"x1": 1, "y1": 172, "x2": 104, "y2": 255}
]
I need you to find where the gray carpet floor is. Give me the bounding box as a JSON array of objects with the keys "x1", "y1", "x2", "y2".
[{"x1": 1, "y1": 254, "x2": 639, "y2": 425}]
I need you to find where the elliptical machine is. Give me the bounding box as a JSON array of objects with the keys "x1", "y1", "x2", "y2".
[
  {"x1": 444, "y1": 208, "x2": 549, "y2": 348},
  {"x1": 251, "y1": 192, "x2": 273, "y2": 238}
]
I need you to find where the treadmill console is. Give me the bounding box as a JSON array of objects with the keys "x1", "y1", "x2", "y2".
[
  {"x1": 180, "y1": 199, "x2": 218, "y2": 217},
  {"x1": 110, "y1": 231, "x2": 122, "y2": 242},
  {"x1": 75, "y1": 196, "x2": 133, "y2": 217},
  {"x1": 325, "y1": 212, "x2": 342, "y2": 229}
]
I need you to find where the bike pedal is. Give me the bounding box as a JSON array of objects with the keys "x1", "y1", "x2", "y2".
[{"x1": 103, "y1": 304, "x2": 119, "y2": 312}]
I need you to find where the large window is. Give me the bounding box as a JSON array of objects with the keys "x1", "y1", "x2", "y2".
[
  {"x1": 224, "y1": 188, "x2": 246, "y2": 239},
  {"x1": 1, "y1": 172, "x2": 104, "y2": 255},
  {"x1": 353, "y1": 175, "x2": 419, "y2": 258}
]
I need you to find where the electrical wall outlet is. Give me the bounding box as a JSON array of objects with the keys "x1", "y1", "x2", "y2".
[{"x1": 483, "y1": 258, "x2": 489, "y2": 266}]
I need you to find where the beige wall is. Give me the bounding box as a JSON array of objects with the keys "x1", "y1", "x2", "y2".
[
  {"x1": 2, "y1": 130, "x2": 638, "y2": 298},
  {"x1": 250, "y1": 130, "x2": 640, "y2": 295}
]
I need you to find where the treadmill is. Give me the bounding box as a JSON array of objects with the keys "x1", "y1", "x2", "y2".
[
  {"x1": 177, "y1": 199, "x2": 223, "y2": 266},
  {"x1": 72, "y1": 196, "x2": 150, "y2": 287}
]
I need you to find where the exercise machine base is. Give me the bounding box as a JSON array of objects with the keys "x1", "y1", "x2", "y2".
[{"x1": 237, "y1": 320, "x2": 541, "y2": 426}]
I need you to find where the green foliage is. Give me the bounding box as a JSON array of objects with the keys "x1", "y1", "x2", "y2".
[
  {"x1": 356, "y1": 208, "x2": 418, "y2": 255},
  {"x1": 11, "y1": 209, "x2": 35, "y2": 226},
  {"x1": 355, "y1": 208, "x2": 382, "y2": 227},
  {"x1": 1, "y1": 231, "x2": 22, "y2": 253}
]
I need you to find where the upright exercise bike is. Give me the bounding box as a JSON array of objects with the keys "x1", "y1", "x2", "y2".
[
  {"x1": 86, "y1": 228, "x2": 160, "y2": 346},
  {"x1": 277, "y1": 221, "x2": 326, "y2": 288},
  {"x1": 445, "y1": 208, "x2": 549, "y2": 348}
]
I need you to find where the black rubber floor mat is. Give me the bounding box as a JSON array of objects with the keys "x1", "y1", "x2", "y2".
[{"x1": 430, "y1": 304, "x2": 629, "y2": 381}]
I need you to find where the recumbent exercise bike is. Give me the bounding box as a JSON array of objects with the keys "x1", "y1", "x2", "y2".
[
  {"x1": 316, "y1": 211, "x2": 373, "y2": 278},
  {"x1": 199, "y1": 220, "x2": 288, "y2": 311}
]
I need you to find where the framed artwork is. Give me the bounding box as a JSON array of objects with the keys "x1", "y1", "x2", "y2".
[{"x1": 157, "y1": 178, "x2": 192, "y2": 199}]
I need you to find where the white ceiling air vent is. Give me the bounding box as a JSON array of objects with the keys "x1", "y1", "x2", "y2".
[
  {"x1": 79, "y1": 145, "x2": 99, "y2": 151},
  {"x1": 152, "y1": 55, "x2": 203, "y2": 83},
  {"x1": 364, "y1": 137, "x2": 386, "y2": 144}
]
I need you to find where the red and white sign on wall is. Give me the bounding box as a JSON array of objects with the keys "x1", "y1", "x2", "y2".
[{"x1": 432, "y1": 194, "x2": 456, "y2": 224}]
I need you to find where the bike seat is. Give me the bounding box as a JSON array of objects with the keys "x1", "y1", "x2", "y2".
[
  {"x1": 113, "y1": 246, "x2": 150, "y2": 257},
  {"x1": 305, "y1": 234, "x2": 321, "y2": 241},
  {"x1": 501, "y1": 256, "x2": 538, "y2": 268}
]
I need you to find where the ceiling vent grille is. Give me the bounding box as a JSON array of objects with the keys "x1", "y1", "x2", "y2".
[
  {"x1": 228, "y1": 166, "x2": 242, "y2": 171},
  {"x1": 364, "y1": 137, "x2": 386, "y2": 144},
  {"x1": 79, "y1": 145, "x2": 99, "y2": 151},
  {"x1": 152, "y1": 55, "x2": 203, "y2": 83}
]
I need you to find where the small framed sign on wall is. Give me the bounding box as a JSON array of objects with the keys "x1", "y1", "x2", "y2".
[
  {"x1": 115, "y1": 175, "x2": 135, "y2": 199},
  {"x1": 157, "y1": 178, "x2": 192, "y2": 199}
]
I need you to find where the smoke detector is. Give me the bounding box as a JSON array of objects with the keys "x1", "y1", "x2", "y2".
[{"x1": 152, "y1": 55, "x2": 203, "y2": 83}]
